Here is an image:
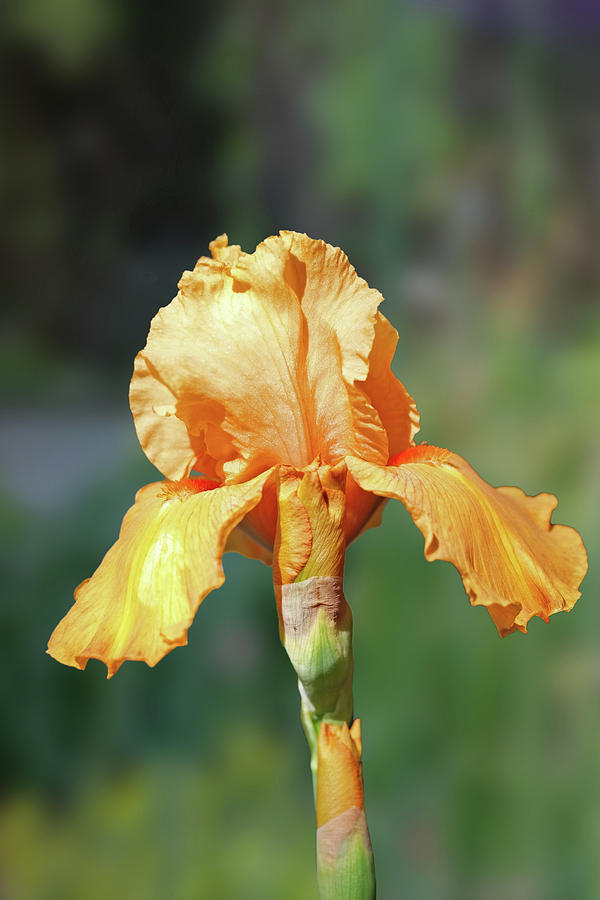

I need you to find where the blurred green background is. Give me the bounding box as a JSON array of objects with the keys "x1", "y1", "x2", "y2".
[{"x1": 1, "y1": 2, "x2": 599, "y2": 897}]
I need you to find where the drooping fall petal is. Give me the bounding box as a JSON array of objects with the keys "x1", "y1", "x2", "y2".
[
  {"x1": 47, "y1": 470, "x2": 273, "y2": 677},
  {"x1": 346, "y1": 447, "x2": 587, "y2": 635}
]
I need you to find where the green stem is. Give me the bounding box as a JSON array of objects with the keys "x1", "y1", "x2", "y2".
[
  {"x1": 279, "y1": 577, "x2": 376, "y2": 898},
  {"x1": 299, "y1": 688, "x2": 319, "y2": 794}
]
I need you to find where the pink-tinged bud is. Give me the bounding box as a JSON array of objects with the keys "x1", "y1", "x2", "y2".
[{"x1": 316, "y1": 720, "x2": 375, "y2": 898}]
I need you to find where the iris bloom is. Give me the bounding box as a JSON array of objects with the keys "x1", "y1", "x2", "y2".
[
  {"x1": 48, "y1": 231, "x2": 587, "y2": 895},
  {"x1": 48, "y1": 231, "x2": 587, "y2": 676}
]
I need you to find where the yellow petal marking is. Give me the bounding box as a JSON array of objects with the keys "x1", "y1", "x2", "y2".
[{"x1": 47, "y1": 470, "x2": 273, "y2": 677}]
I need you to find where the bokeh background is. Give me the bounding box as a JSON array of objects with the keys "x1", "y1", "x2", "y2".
[{"x1": 1, "y1": 1, "x2": 599, "y2": 897}]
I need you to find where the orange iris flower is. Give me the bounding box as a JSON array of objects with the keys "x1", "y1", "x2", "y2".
[{"x1": 48, "y1": 232, "x2": 587, "y2": 677}]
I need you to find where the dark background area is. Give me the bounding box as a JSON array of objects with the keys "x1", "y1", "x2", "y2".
[{"x1": 1, "y1": 2, "x2": 599, "y2": 897}]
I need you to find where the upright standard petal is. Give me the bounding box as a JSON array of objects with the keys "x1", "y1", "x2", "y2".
[
  {"x1": 279, "y1": 231, "x2": 391, "y2": 465},
  {"x1": 131, "y1": 233, "x2": 414, "y2": 483},
  {"x1": 361, "y1": 313, "x2": 420, "y2": 457},
  {"x1": 48, "y1": 470, "x2": 273, "y2": 677},
  {"x1": 129, "y1": 354, "x2": 222, "y2": 481},
  {"x1": 131, "y1": 242, "x2": 315, "y2": 481},
  {"x1": 229, "y1": 231, "x2": 391, "y2": 468},
  {"x1": 347, "y1": 447, "x2": 587, "y2": 635}
]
